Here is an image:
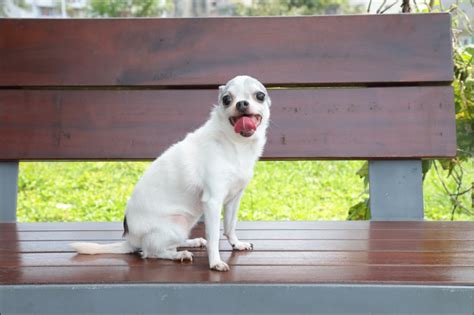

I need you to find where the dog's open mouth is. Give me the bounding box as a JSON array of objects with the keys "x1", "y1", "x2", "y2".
[{"x1": 229, "y1": 114, "x2": 262, "y2": 137}]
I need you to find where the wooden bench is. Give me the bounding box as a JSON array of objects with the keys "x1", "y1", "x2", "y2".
[{"x1": 1, "y1": 14, "x2": 472, "y2": 314}]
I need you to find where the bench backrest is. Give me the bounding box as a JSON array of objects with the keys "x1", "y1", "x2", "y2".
[{"x1": 0, "y1": 14, "x2": 455, "y2": 161}]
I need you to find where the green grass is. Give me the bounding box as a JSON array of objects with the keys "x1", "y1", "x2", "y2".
[
  {"x1": 17, "y1": 160, "x2": 473, "y2": 222},
  {"x1": 240, "y1": 161, "x2": 368, "y2": 220}
]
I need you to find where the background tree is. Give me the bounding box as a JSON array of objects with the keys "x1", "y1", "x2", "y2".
[
  {"x1": 89, "y1": 0, "x2": 172, "y2": 17},
  {"x1": 234, "y1": 0, "x2": 365, "y2": 16}
]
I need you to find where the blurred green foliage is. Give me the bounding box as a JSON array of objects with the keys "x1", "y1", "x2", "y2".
[
  {"x1": 234, "y1": 0, "x2": 364, "y2": 15},
  {"x1": 89, "y1": 0, "x2": 172, "y2": 17},
  {"x1": 453, "y1": 45, "x2": 473, "y2": 159}
]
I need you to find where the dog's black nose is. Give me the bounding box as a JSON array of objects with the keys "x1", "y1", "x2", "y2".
[{"x1": 236, "y1": 101, "x2": 249, "y2": 113}]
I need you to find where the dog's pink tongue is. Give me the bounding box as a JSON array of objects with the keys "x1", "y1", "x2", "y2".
[{"x1": 234, "y1": 116, "x2": 256, "y2": 134}]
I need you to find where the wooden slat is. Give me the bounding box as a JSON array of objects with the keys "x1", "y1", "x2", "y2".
[
  {"x1": 2, "y1": 252, "x2": 474, "y2": 268},
  {"x1": 2, "y1": 228, "x2": 473, "y2": 241},
  {"x1": 2, "y1": 265, "x2": 473, "y2": 285},
  {"x1": 3, "y1": 239, "x2": 474, "y2": 253},
  {"x1": 4, "y1": 221, "x2": 474, "y2": 231},
  {"x1": 0, "y1": 14, "x2": 453, "y2": 87},
  {"x1": 0, "y1": 86, "x2": 456, "y2": 160}
]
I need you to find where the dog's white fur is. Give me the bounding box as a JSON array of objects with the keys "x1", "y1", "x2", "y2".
[{"x1": 70, "y1": 75, "x2": 270, "y2": 271}]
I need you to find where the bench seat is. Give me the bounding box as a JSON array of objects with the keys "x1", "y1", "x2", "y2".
[{"x1": 1, "y1": 221, "x2": 474, "y2": 313}]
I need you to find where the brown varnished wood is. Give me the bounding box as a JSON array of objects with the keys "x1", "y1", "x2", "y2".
[
  {"x1": 3, "y1": 221, "x2": 474, "y2": 232},
  {"x1": 2, "y1": 228, "x2": 473, "y2": 241},
  {"x1": 2, "y1": 222, "x2": 474, "y2": 285},
  {"x1": 3, "y1": 239, "x2": 474, "y2": 253},
  {"x1": 2, "y1": 251, "x2": 474, "y2": 268},
  {"x1": 2, "y1": 265, "x2": 473, "y2": 285},
  {"x1": 0, "y1": 14, "x2": 453, "y2": 87},
  {"x1": 0, "y1": 86, "x2": 456, "y2": 160}
]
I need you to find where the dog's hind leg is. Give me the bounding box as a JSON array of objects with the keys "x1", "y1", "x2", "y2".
[
  {"x1": 140, "y1": 228, "x2": 193, "y2": 262},
  {"x1": 146, "y1": 248, "x2": 194, "y2": 262}
]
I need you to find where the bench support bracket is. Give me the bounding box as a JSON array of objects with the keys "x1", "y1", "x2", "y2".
[
  {"x1": 0, "y1": 161, "x2": 19, "y2": 222},
  {"x1": 369, "y1": 160, "x2": 424, "y2": 220}
]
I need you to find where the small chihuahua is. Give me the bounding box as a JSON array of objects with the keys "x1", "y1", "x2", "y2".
[{"x1": 71, "y1": 75, "x2": 271, "y2": 271}]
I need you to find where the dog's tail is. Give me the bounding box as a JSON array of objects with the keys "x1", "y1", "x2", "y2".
[{"x1": 70, "y1": 241, "x2": 135, "y2": 255}]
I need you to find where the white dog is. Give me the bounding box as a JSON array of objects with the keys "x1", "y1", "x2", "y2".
[{"x1": 71, "y1": 75, "x2": 271, "y2": 271}]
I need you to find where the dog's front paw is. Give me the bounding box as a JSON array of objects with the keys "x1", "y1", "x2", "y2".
[
  {"x1": 210, "y1": 261, "x2": 230, "y2": 272},
  {"x1": 232, "y1": 241, "x2": 254, "y2": 251}
]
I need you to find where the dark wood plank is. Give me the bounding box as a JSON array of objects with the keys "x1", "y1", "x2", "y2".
[
  {"x1": 2, "y1": 228, "x2": 473, "y2": 241},
  {"x1": 4, "y1": 221, "x2": 474, "y2": 232},
  {"x1": 0, "y1": 14, "x2": 453, "y2": 87},
  {"x1": 2, "y1": 265, "x2": 473, "y2": 285},
  {"x1": 3, "y1": 239, "x2": 474, "y2": 253},
  {"x1": 2, "y1": 251, "x2": 474, "y2": 268},
  {"x1": 0, "y1": 86, "x2": 456, "y2": 160}
]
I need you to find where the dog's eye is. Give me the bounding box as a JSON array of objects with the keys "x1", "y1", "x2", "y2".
[
  {"x1": 222, "y1": 95, "x2": 232, "y2": 106},
  {"x1": 256, "y1": 92, "x2": 265, "y2": 102}
]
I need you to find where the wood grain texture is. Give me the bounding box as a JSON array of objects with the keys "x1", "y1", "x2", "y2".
[
  {"x1": 0, "y1": 86, "x2": 456, "y2": 160},
  {"x1": 2, "y1": 222, "x2": 474, "y2": 285},
  {"x1": 2, "y1": 229, "x2": 473, "y2": 241},
  {"x1": 2, "y1": 251, "x2": 474, "y2": 267},
  {"x1": 3, "y1": 239, "x2": 474, "y2": 253},
  {"x1": 0, "y1": 14, "x2": 453, "y2": 87},
  {"x1": 3, "y1": 221, "x2": 474, "y2": 231},
  {"x1": 2, "y1": 265, "x2": 474, "y2": 285}
]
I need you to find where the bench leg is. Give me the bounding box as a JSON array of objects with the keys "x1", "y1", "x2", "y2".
[
  {"x1": 369, "y1": 160, "x2": 424, "y2": 221},
  {"x1": 0, "y1": 161, "x2": 19, "y2": 222}
]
